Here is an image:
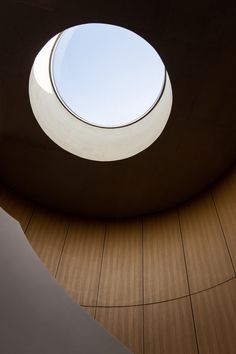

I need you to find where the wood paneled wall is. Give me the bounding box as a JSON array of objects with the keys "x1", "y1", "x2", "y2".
[
  {"x1": 56, "y1": 217, "x2": 105, "y2": 305},
  {"x1": 1, "y1": 165, "x2": 236, "y2": 354},
  {"x1": 144, "y1": 297, "x2": 198, "y2": 354},
  {"x1": 26, "y1": 208, "x2": 69, "y2": 276},
  {"x1": 179, "y1": 192, "x2": 234, "y2": 292},
  {"x1": 192, "y1": 278, "x2": 236, "y2": 354},
  {"x1": 143, "y1": 210, "x2": 188, "y2": 302},
  {"x1": 97, "y1": 219, "x2": 142, "y2": 306}
]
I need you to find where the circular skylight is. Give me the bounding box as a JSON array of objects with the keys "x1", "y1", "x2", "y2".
[
  {"x1": 50, "y1": 23, "x2": 165, "y2": 128},
  {"x1": 29, "y1": 23, "x2": 172, "y2": 161}
]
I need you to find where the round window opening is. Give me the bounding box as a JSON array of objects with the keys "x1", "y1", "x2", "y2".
[
  {"x1": 29, "y1": 23, "x2": 172, "y2": 161},
  {"x1": 51, "y1": 23, "x2": 166, "y2": 128}
]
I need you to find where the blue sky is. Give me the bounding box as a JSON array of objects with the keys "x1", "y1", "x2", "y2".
[{"x1": 52, "y1": 23, "x2": 165, "y2": 127}]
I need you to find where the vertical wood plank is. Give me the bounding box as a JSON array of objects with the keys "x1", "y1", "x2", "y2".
[
  {"x1": 143, "y1": 210, "x2": 188, "y2": 302},
  {"x1": 96, "y1": 306, "x2": 143, "y2": 354},
  {"x1": 179, "y1": 193, "x2": 234, "y2": 292},
  {"x1": 212, "y1": 166, "x2": 236, "y2": 270},
  {"x1": 97, "y1": 218, "x2": 142, "y2": 306},
  {"x1": 144, "y1": 297, "x2": 198, "y2": 354},
  {"x1": 56, "y1": 217, "x2": 105, "y2": 306},
  {"x1": 0, "y1": 185, "x2": 33, "y2": 232},
  {"x1": 26, "y1": 207, "x2": 69, "y2": 276},
  {"x1": 192, "y1": 278, "x2": 236, "y2": 354}
]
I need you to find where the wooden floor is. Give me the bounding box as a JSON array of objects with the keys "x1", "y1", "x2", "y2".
[{"x1": 1, "y1": 165, "x2": 236, "y2": 354}]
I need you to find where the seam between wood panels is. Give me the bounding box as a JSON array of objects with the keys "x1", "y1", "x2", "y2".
[
  {"x1": 177, "y1": 209, "x2": 200, "y2": 354},
  {"x1": 81, "y1": 276, "x2": 236, "y2": 310},
  {"x1": 24, "y1": 206, "x2": 35, "y2": 235},
  {"x1": 25, "y1": 212, "x2": 236, "y2": 309},
  {"x1": 79, "y1": 275, "x2": 236, "y2": 308},
  {"x1": 81, "y1": 294, "x2": 189, "y2": 308},
  {"x1": 191, "y1": 275, "x2": 236, "y2": 296},
  {"x1": 81, "y1": 273, "x2": 236, "y2": 310},
  {"x1": 54, "y1": 218, "x2": 70, "y2": 278},
  {"x1": 210, "y1": 190, "x2": 236, "y2": 276},
  {"x1": 94, "y1": 222, "x2": 107, "y2": 319}
]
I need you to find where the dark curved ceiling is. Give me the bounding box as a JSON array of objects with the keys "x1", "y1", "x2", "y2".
[{"x1": 0, "y1": 0, "x2": 236, "y2": 217}]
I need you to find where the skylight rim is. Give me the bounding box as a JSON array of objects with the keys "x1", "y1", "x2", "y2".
[{"x1": 49, "y1": 24, "x2": 167, "y2": 129}]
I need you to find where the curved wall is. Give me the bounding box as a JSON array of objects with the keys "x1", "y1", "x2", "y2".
[
  {"x1": 0, "y1": 208, "x2": 131, "y2": 354},
  {"x1": 0, "y1": 165, "x2": 236, "y2": 353},
  {"x1": 1, "y1": 0, "x2": 236, "y2": 217}
]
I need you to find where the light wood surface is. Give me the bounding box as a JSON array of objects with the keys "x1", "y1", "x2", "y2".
[
  {"x1": 192, "y1": 278, "x2": 236, "y2": 354},
  {"x1": 56, "y1": 217, "x2": 105, "y2": 306},
  {"x1": 1, "y1": 165, "x2": 236, "y2": 354},
  {"x1": 0, "y1": 186, "x2": 33, "y2": 231},
  {"x1": 26, "y1": 208, "x2": 69, "y2": 275},
  {"x1": 144, "y1": 297, "x2": 198, "y2": 354},
  {"x1": 96, "y1": 306, "x2": 143, "y2": 354},
  {"x1": 212, "y1": 166, "x2": 236, "y2": 271},
  {"x1": 1, "y1": 180, "x2": 236, "y2": 305},
  {"x1": 143, "y1": 210, "x2": 188, "y2": 302},
  {"x1": 179, "y1": 192, "x2": 234, "y2": 292},
  {"x1": 97, "y1": 218, "x2": 142, "y2": 306}
]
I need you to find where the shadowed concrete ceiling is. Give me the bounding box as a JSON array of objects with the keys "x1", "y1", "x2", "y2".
[{"x1": 0, "y1": 0, "x2": 236, "y2": 217}]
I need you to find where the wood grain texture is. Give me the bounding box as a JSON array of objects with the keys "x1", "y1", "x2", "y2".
[
  {"x1": 143, "y1": 210, "x2": 188, "y2": 302},
  {"x1": 56, "y1": 218, "x2": 105, "y2": 306},
  {"x1": 96, "y1": 306, "x2": 143, "y2": 354},
  {"x1": 97, "y1": 218, "x2": 142, "y2": 306},
  {"x1": 26, "y1": 208, "x2": 69, "y2": 276},
  {"x1": 179, "y1": 192, "x2": 234, "y2": 293},
  {"x1": 0, "y1": 185, "x2": 33, "y2": 232},
  {"x1": 212, "y1": 166, "x2": 236, "y2": 270},
  {"x1": 144, "y1": 297, "x2": 198, "y2": 354},
  {"x1": 192, "y1": 278, "x2": 236, "y2": 354}
]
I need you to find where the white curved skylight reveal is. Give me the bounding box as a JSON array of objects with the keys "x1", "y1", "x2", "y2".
[
  {"x1": 50, "y1": 23, "x2": 165, "y2": 128},
  {"x1": 29, "y1": 23, "x2": 172, "y2": 161}
]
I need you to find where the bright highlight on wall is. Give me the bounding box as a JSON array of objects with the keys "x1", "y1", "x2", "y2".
[{"x1": 29, "y1": 23, "x2": 172, "y2": 161}]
